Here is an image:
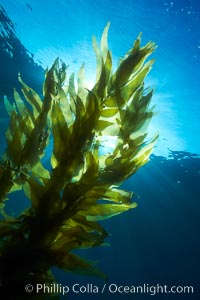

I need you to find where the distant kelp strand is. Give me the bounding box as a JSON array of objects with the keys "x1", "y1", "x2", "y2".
[{"x1": 0, "y1": 23, "x2": 157, "y2": 299}]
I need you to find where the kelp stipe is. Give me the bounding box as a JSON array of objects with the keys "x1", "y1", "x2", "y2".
[{"x1": 0, "y1": 23, "x2": 157, "y2": 299}]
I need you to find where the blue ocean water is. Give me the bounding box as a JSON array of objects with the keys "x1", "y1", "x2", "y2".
[{"x1": 0, "y1": 0, "x2": 199, "y2": 299}]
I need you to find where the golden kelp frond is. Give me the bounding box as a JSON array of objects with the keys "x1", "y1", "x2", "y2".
[
  {"x1": 18, "y1": 75, "x2": 42, "y2": 119},
  {"x1": 0, "y1": 160, "x2": 13, "y2": 206},
  {"x1": 1, "y1": 65, "x2": 63, "y2": 196},
  {"x1": 55, "y1": 252, "x2": 107, "y2": 280},
  {"x1": 0, "y1": 24, "x2": 157, "y2": 296}
]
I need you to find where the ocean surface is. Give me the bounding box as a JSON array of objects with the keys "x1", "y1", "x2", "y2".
[{"x1": 0, "y1": 0, "x2": 199, "y2": 299}]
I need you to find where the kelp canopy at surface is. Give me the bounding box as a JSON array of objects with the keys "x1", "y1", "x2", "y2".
[{"x1": 0, "y1": 23, "x2": 157, "y2": 299}]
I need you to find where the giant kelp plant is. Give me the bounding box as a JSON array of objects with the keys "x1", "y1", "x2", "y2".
[{"x1": 0, "y1": 23, "x2": 157, "y2": 299}]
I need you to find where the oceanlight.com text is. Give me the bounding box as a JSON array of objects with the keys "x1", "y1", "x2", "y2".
[{"x1": 24, "y1": 282, "x2": 194, "y2": 296}]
